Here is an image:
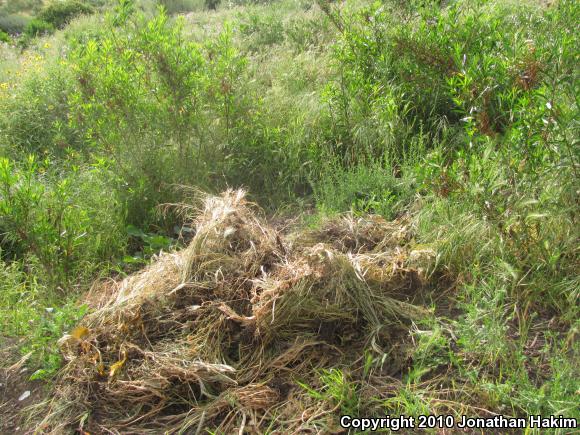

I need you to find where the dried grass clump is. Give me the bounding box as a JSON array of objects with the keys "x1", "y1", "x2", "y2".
[
  {"x1": 38, "y1": 189, "x2": 435, "y2": 434},
  {"x1": 299, "y1": 214, "x2": 410, "y2": 253}
]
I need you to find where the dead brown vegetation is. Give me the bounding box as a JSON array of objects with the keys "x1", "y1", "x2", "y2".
[{"x1": 37, "y1": 189, "x2": 435, "y2": 434}]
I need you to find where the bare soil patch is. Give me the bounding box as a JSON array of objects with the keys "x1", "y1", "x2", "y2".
[{"x1": 0, "y1": 337, "x2": 46, "y2": 434}]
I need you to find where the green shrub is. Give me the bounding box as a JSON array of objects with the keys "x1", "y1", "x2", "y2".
[
  {"x1": 159, "y1": 0, "x2": 204, "y2": 14},
  {"x1": 0, "y1": 156, "x2": 126, "y2": 287},
  {"x1": 322, "y1": 0, "x2": 576, "y2": 165},
  {"x1": 66, "y1": 11, "x2": 252, "y2": 226},
  {"x1": 0, "y1": 13, "x2": 30, "y2": 34},
  {"x1": 204, "y1": 0, "x2": 220, "y2": 10},
  {"x1": 285, "y1": 15, "x2": 333, "y2": 51},
  {"x1": 24, "y1": 18, "x2": 55, "y2": 37},
  {"x1": 238, "y1": 10, "x2": 285, "y2": 50},
  {"x1": 318, "y1": 0, "x2": 578, "y2": 316},
  {"x1": 0, "y1": 0, "x2": 43, "y2": 15},
  {"x1": 0, "y1": 29, "x2": 9, "y2": 43},
  {"x1": 38, "y1": 0, "x2": 95, "y2": 29},
  {"x1": 62, "y1": 13, "x2": 108, "y2": 48},
  {"x1": 0, "y1": 260, "x2": 89, "y2": 379},
  {"x1": 0, "y1": 60, "x2": 81, "y2": 158},
  {"x1": 22, "y1": 300, "x2": 89, "y2": 379},
  {"x1": 313, "y1": 161, "x2": 413, "y2": 219},
  {"x1": 221, "y1": 110, "x2": 311, "y2": 204}
]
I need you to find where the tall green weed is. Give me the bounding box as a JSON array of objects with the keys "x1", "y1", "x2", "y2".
[{"x1": 0, "y1": 156, "x2": 126, "y2": 287}]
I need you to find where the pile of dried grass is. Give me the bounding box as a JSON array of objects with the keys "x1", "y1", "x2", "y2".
[{"x1": 38, "y1": 190, "x2": 435, "y2": 434}]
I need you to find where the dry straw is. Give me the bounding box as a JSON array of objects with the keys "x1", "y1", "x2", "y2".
[{"x1": 37, "y1": 189, "x2": 434, "y2": 434}]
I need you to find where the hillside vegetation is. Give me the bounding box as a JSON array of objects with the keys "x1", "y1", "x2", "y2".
[{"x1": 0, "y1": 0, "x2": 578, "y2": 433}]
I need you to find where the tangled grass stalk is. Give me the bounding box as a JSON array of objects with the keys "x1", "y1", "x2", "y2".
[{"x1": 37, "y1": 189, "x2": 435, "y2": 433}]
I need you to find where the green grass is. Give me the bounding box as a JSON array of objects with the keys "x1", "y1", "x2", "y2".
[
  {"x1": 0, "y1": 259, "x2": 88, "y2": 379},
  {"x1": 0, "y1": 0, "x2": 578, "y2": 431}
]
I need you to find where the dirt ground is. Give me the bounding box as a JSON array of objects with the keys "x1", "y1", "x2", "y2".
[{"x1": 0, "y1": 336, "x2": 46, "y2": 435}]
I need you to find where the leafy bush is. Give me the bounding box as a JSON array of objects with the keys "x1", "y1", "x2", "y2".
[
  {"x1": 395, "y1": 1, "x2": 579, "y2": 314},
  {"x1": 0, "y1": 156, "x2": 126, "y2": 287},
  {"x1": 0, "y1": 0, "x2": 43, "y2": 15},
  {"x1": 67, "y1": 11, "x2": 251, "y2": 226},
  {"x1": 313, "y1": 161, "x2": 413, "y2": 219},
  {"x1": 24, "y1": 18, "x2": 55, "y2": 37},
  {"x1": 0, "y1": 13, "x2": 30, "y2": 34},
  {"x1": 285, "y1": 14, "x2": 333, "y2": 51},
  {"x1": 204, "y1": 0, "x2": 220, "y2": 10},
  {"x1": 0, "y1": 58, "x2": 81, "y2": 159},
  {"x1": 0, "y1": 29, "x2": 9, "y2": 42},
  {"x1": 311, "y1": 0, "x2": 580, "y2": 327},
  {"x1": 321, "y1": 0, "x2": 578, "y2": 167},
  {"x1": 23, "y1": 301, "x2": 89, "y2": 379},
  {"x1": 158, "y1": 0, "x2": 204, "y2": 14},
  {"x1": 38, "y1": 0, "x2": 94, "y2": 29},
  {"x1": 237, "y1": 10, "x2": 285, "y2": 50}
]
